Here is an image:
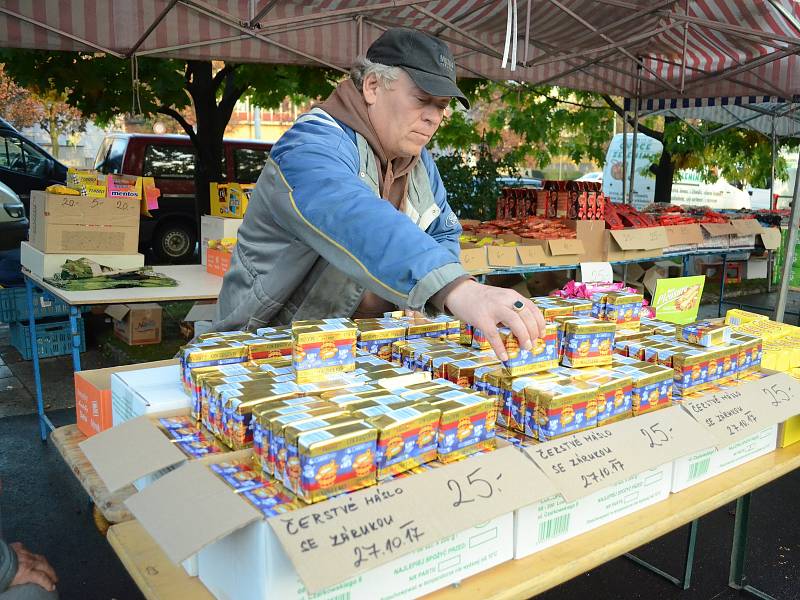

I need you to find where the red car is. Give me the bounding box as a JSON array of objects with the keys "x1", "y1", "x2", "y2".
[{"x1": 94, "y1": 133, "x2": 272, "y2": 262}]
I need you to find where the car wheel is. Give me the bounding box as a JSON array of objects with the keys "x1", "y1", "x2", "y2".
[{"x1": 153, "y1": 221, "x2": 196, "y2": 263}]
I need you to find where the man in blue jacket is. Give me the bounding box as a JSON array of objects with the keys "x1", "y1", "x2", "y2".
[{"x1": 216, "y1": 27, "x2": 545, "y2": 359}]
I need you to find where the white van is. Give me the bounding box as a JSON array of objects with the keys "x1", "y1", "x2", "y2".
[{"x1": 602, "y1": 133, "x2": 751, "y2": 210}]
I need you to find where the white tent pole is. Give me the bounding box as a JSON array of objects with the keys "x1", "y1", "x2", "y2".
[
  {"x1": 621, "y1": 109, "x2": 628, "y2": 202},
  {"x1": 628, "y1": 65, "x2": 641, "y2": 205},
  {"x1": 773, "y1": 145, "x2": 800, "y2": 323},
  {"x1": 770, "y1": 116, "x2": 777, "y2": 210}
]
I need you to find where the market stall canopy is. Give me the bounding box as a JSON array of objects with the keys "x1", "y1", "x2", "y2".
[
  {"x1": 627, "y1": 96, "x2": 800, "y2": 138},
  {"x1": 0, "y1": 0, "x2": 799, "y2": 99}
]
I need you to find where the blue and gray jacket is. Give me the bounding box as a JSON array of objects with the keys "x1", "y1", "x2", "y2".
[{"x1": 215, "y1": 108, "x2": 467, "y2": 330}]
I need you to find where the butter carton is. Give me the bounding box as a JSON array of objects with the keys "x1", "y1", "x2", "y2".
[
  {"x1": 534, "y1": 382, "x2": 597, "y2": 441},
  {"x1": 446, "y1": 355, "x2": 502, "y2": 387},
  {"x1": 266, "y1": 408, "x2": 348, "y2": 478},
  {"x1": 560, "y1": 298, "x2": 593, "y2": 317},
  {"x1": 355, "y1": 318, "x2": 407, "y2": 361},
  {"x1": 570, "y1": 368, "x2": 633, "y2": 425},
  {"x1": 498, "y1": 323, "x2": 559, "y2": 376},
  {"x1": 725, "y1": 309, "x2": 769, "y2": 327},
  {"x1": 180, "y1": 341, "x2": 250, "y2": 392},
  {"x1": 292, "y1": 318, "x2": 357, "y2": 383},
  {"x1": 361, "y1": 403, "x2": 441, "y2": 479},
  {"x1": 731, "y1": 332, "x2": 762, "y2": 374},
  {"x1": 296, "y1": 421, "x2": 378, "y2": 503},
  {"x1": 429, "y1": 315, "x2": 461, "y2": 341},
  {"x1": 613, "y1": 363, "x2": 672, "y2": 415},
  {"x1": 561, "y1": 318, "x2": 616, "y2": 367},
  {"x1": 281, "y1": 413, "x2": 364, "y2": 491},
  {"x1": 405, "y1": 318, "x2": 448, "y2": 340},
  {"x1": 603, "y1": 291, "x2": 642, "y2": 329},
  {"x1": 459, "y1": 322, "x2": 473, "y2": 346},
  {"x1": 676, "y1": 320, "x2": 731, "y2": 347},
  {"x1": 508, "y1": 374, "x2": 570, "y2": 435},
  {"x1": 429, "y1": 391, "x2": 497, "y2": 463},
  {"x1": 243, "y1": 331, "x2": 292, "y2": 361},
  {"x1": 252, "y1": 401, "x2": 335, "y2": 469}
]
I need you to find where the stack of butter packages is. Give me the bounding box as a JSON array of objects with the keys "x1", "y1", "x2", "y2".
[{"x1": 173, "y1": 315, "x2": 498, "y2": 510}]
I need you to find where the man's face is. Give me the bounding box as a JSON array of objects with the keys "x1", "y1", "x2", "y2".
[{"x1": 363, "y1": 69, "x2": 451, "y2": 158}]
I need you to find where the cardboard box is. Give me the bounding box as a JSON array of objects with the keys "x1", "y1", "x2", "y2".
[
  {"x1": 199, "y1": 514, "x2": 513, "y2": 600},
  {"x1": 110, "y1": 362, "x2": 187, "y2": 427},
  {"x1": 699, "y1": 222, "x2": 736, "y2": 250},
  {"x1": 74, "y1": 360, "x2": 176, "y2": 438},
  {"x1": 29, "y1": 191, "x2": 140, "y2": 254},
  {"x1": 605, "y1": 227, "x2": 668, "y2": 261},
  {"x1": 671, "y1": 425, "x2": 778, "y2": 493},
  {"x1": 778, "y1": 415, "x2": 800, "y2": 448},
  {"x1": 514, "y1": 463, "x2": 672, "y2": 558},
  {"x1": 528, "y1": 238, "x2": 585, "y2": 266},
  {"x1": 20, "y1": 241, "x2": 144, "y2": 279},
  {"x1": 180, "y1": 302, "x2": 217, "y2": 340},
  {"x1": 105, "y1": 303, "x2": 163, "y2": 346},
  {"x1": 642, "y1": 261, "x2": 684, "y2": 295},
  {"x1": 664, "y1": 224, "x2": 703, "y2": 254},
  {"x1": 746, "y1": 257, "x2": 769, "y2": 280},
  {"x1": 759, "y1": 227, "x2": 781, "y2": 250},
  {"x1": 206, "y1": 247, "x2": 232, "y2": 277},
  {"x1": 200, "y1": 215, "x2": 242, "y2": 265},
  {"x1": 572, "y1": 221, "x2": 668, "y2": 262}
]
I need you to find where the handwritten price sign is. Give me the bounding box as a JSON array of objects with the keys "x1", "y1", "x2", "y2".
[
  {"x1": 527, "y1": 407, "x2": 713, "y2": 501},
  {"x1": 682, "y1": 372, "x2": 800, "y2": 446},
  {"x1": 268, "y1": 444, "x2": 555, "y2": 593}
]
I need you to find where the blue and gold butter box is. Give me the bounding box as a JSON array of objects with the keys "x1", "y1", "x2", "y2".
[
  {"x1": 292, "y1": 318, "x2": 357, "y2": 384},
  {"x1": 561, "y1": 318, "x2": 615, "y2": 367},
  {"x1": 297, "y1": 421, "x2": 378, "y2": 504},
  {"x1": 498, "y1": 323, "x2": 559, "y2": 376},
  {"x1": 361, "y1": 402, "x2": 441, "y2": 479},
  {"x1": 676, "y1": 320, "x2": 731, "y2": 347},
  {"x1": 429, "y1": 391, "x2": 496, "y2": 463},
  {"x1": 534, "y1": 381, "x2": 597, "y2": 442}
]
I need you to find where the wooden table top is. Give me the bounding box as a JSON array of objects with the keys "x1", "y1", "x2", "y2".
[{"x1": 104, "y1": 442, "x2": 800, "y2": 600}]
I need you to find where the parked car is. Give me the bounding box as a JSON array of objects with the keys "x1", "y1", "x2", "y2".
[
  {"x1": 94, "y1": 133, "x2": 273, "y2": 262},
  {"x1": 0, "y1": 118, "x2": 68, "y2": 213},
  {"x1": 576, "y1": 171, "x2": 603, "y2": 183},
  {"x1": 0, "y1": 179, "x2": 28, "y2": 250},
  {"x1": 496, "y1": 176, "x2": 543, "y2": 189}
]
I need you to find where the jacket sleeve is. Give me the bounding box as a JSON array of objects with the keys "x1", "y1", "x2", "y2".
[
  {"x1": 0, "y1": 539, "x2": 18, "y2": 592},
  {"x1": 266, "y1": 118, "x2": 468, "y2": 311},
  {"x1": 420, "y1": 149, "x2": 462, "y2": 261}
]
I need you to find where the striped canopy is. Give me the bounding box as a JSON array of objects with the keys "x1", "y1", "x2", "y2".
[
  {"x1": 0, "y1": 0, "x2": 798, "y2": 99},
  {"x1": 626, "y1": 95, "x2": 800, "y2": 138}
]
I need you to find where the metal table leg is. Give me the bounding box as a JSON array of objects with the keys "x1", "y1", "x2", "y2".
[
  {"x1": 729, "y1": 494, "x2": 777, "y2": 599},
  {"x1": 625, "y1": 519, "x2": 699, "y2": 589},
  {"x1": 25, "y1": 276, "x2": 52, "y2": 441},
  {"x1": 69, "y1": 305, "x2": 82, "y2": 372},
  {"x1": 682, "y1": 254, "x2": 690, "y2": 277},
  {"x1": 718, "y1": 253, "x2": 728, "y2": 318}
]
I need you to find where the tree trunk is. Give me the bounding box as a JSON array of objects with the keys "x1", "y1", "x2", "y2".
[
  {"x1": 651, "y1": 146, "x2": 675, "y2": 202},
  {"x1": 159, "y1": 61, "x2": 246, "y2": 263},
  {"x1": 48, "y1": 116, "x2": 59, "y2": 159}
]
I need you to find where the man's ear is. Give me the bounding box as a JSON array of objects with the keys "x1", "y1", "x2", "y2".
[{"x1": 362, "y1": 73, "x2": 380, "y2": 106}]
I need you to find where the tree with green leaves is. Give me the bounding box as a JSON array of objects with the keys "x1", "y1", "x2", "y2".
[
  {"x1": 437, "y1": 81, "x2": 793, "y2": 203},
  {"x1": 0, "y1": 50, "x2": 338, "y2": 219}
]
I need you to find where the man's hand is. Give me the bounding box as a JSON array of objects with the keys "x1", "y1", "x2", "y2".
[
  {"x1": 443, "y1": 279, "x2": 546, "y2": 361},
  {"x1": 9, "y1": 542, "x2": 57, "y2": 592}
]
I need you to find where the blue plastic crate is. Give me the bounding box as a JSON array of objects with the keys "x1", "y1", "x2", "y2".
[
  {"x1": 0, "y1": 286, "x2": 77, "y2": 323},
  {"x1": 10, "y1": 317, "x2": 86, "y2": 360}
]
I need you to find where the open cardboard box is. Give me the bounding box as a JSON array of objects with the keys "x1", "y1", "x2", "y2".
[
  {"x1": 759, "y1": 226, "x2": 781, "y2": 250},
  {"x1": 495, "y1": 232, "x2": 584, "y2": 266},
  {"x1": 74, "y1": 360, "x2": 177, "y2": 438},
  {"x1": 81, "y1": 414, "x2": 553, "y2": 597},
  {"x1": 664, "y1": 223, "x2": 704, "y2": 254},
  {"x1": 574, "y1": 221, "x2": 668, "y2": 261}
]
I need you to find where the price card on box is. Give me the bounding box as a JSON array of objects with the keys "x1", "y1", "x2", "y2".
[
  {"x1": 580, "y1": 262, "x2": 613, "y2": 283},
  {"x1": 268, "y1": 445, "x2": 555, "y2": 593},
  {"x1": 682, "y1": 372, "x2": 800, "y2": 446},
  {"x1": 526, "y1": 406, "x2": 714, "y2": 501}
]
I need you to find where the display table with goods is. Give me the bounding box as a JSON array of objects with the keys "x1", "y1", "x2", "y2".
[
  {"x1": 22, "y1": 265, "x2": 223, "y2": 440},
  {"x1": 61, "y1": 301, "x2": 800, "y2": 600}
]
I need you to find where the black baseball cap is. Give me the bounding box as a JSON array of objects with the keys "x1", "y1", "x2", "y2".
[{"x1": 367, "y1": 28, "x2": 470, "y2": 109}]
